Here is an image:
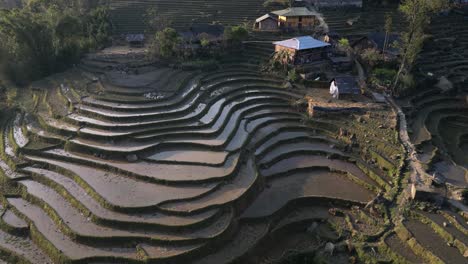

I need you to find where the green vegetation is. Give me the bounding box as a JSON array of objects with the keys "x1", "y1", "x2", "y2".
[
  {"x1": 148, "y1": 27, "x2": 181, "y2": 59},
  {"x1": 392, "y1": 0, "x2": 448, "y2": 93},
  {"x1": 370, "y1": 68, "x2": 397, "y2": 88},
  {"x1": 223, "y1": 25, "x2": 249, "y2": 46},
  {"x1": 0, "y1": 0, "x2": 112, "y2": 84},
  {"x1": 338, "y1": 38, "x2": 351, "y2": 51},
  {"x1": 462, "y1": 189, "x2": 468, "y2": 205}
]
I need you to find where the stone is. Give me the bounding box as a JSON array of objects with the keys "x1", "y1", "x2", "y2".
[
  {"x1": 324, "y1": 242, "x2": 335, "y2": 256},
  {"x1": 306, "y1": 222, "x2": 319, "y2": 234},
  {"x1": 431, "y1": 172, "x2": 446, "y2": 186},
  {"x1": 126, "y1": 154, "x2": 138, "y2": 162},
  {"x1": 443, "y1": 222, "x2": 448, "y2": 227}
]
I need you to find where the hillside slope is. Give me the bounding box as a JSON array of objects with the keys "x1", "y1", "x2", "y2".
[{"x1": 108, "y1": 0, "x2": 266, "y2": 34}]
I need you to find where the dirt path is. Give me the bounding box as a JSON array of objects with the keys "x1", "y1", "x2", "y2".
[{"x1": 354, "y1": 58, "x2": 425, "y2": 185}]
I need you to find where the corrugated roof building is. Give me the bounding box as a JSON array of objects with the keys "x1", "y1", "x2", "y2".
[{"x1": 274, "y1": 36, "x2": 330, "y2": 65}]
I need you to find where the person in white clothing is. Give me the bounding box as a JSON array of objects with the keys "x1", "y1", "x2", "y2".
[{"x1": 329, "y1": 79, "x2": 339, "y2": 99}]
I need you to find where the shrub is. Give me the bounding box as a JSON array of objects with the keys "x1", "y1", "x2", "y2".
[
  {"x1": 462, "y1": 189, "x2": 468, "y2": 205},
  {"x1": 338, "y1": 38, "x2": 350, "y2": 50},
  {"x1": 370, "y1": 67, "x2": 397, "y2": 88},
  {"x1": 361, "y1": 48, "x2": 382, "y2": 68},
  {"x1": 224, "y1": 25, "x2": 249, "y2": 47},
  {"x1": 287, "y1": 68, "x2": 298, "y2": 82}
]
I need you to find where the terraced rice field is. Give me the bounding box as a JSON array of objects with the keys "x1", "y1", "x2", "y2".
[
  {"x1": 108, "y1": 0, "x2": 266, "y2": 33},
  {"x1": 400, "y1": 13, "x2": 468, "y2": 187},
  {"x1": 0, "y1": 43, "x2": 417, "y2": 262},
  {"x1": 107, "y1": 0, "x2": 404, "y2": 36}
]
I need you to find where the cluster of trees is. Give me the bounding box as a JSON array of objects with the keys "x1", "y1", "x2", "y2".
[
  {"x1": 0, "y1": 0, "x2": 112, "y2": 84},
  {"x1": 148, "y1": 24, "x2": 249, "y2": 61}
]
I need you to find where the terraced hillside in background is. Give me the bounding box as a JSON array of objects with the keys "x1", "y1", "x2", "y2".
[
  {"x1": 0, "y1": 42, "x2": 433, "y2": 262},
  {"x1": 107, "y1": 0, "x2": 403, "y2": 35},
  {"x1": 399, "y1": 12, "x2": 468, "y2": 188},
  {"x1": 108, "y1": 0, "x2": 266, "y2": 33}
]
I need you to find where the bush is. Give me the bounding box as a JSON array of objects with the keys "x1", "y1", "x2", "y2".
[
  {"x1": 224, "y1": 25, "x2": 249, "y2": 47},
  {"x1": 370, "y1": 67, "x2": 397, "y2": 88},
  {"x1": 287, "y1": 68, "x2": 298, "y2": 82},
  {"x1": 462, "y1": 189, "x2": 468, "y2": 205},
  {"x1": 361, "y1": 48, "x2": 382, "y2": 68}
]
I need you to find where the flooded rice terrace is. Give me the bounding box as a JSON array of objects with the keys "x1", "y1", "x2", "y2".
[
  {"x1": 0, "y1": 47, "x2": 404, "y2": 263},
  {"x1": 0, "y1": 5, "x2": 467, "y2": 263}
]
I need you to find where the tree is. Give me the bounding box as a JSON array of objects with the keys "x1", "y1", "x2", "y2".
[
  {"x1": 150, "y1": 27, "x2": 181, "y2": 58},
  {"x1": 0, "y1": 1, "x2": 112, "y2": 84},
  {"x1": 144, "y1": 7, "x2": 172, "y2": 33},
  {"x1": 383, "y1": 14, "x2": 393, "y2": 58},
  {"x1": 392, "y1": 0, "x2": 448, "y2": 93},
  {"x1": 224, "y1": 25, "x2": 249, "y2": 47}
]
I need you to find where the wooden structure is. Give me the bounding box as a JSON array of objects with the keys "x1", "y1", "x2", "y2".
[
  {"x1": 125, "y1": 34, "x2": 145, "y2": 47},
  {"x1": 254, "y1": 14, "x2": 279, "y2": 31},
  {"x1": 330, "y1": 76, "x2": 360, "y2": 99},
  {"x1": 273, "y1": 36, "x2": 330, "y2": 65},
  {"x1": 352, "y1": 32, "x2": 401, "y2": 57},
  {"x1": 271, "y1": 7, "x2": 320, "y2": 31},
  {"x1": 179, "y1": 24, "x2": 225, "y2": 44}
]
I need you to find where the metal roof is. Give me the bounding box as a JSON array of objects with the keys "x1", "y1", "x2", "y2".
[
  {"x1": 126, "y1": 34, "x2": 144, "y2": 42},
  {"x1": 274, "y1": 36, "x2": 330, "y2": 50},
  {"x1": 255, "y1": 13, "x2": 278, "y2": 23},
  {"x1": 272, "y1": 7, "x2": 318, "y2": 17}
]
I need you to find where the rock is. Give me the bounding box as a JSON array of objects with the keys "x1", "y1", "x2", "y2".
[
  {"x1": 306, "y1": 222, "x2": 319, "y2": 234},
  {"x1": 443, "y1": 222, "x2": 448, "y2": 227},
  {"x1": 431, "y1": 172, "x2": 446, "y2": 186},
  {"x1": 435, "y1": 76, "x2": 453, "y2": 91},
  {"x1": 324, "y1": 242, "x2": 335, "y2": 256},
  {"x1": 328, "y1": 208, "x2": 344, "y2": 216},
  {"x1": 126, "y1": 154, "x2": 138, "y2": 162},
  {"x1": 346, "y1": 240, "x2": 355, "y2": 253}
]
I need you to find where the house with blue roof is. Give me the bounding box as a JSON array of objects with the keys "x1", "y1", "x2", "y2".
[{"x1": 273, "y1": 36, "x2": 331, "y2": 65}]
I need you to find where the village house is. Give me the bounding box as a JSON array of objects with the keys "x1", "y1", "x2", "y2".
[
  {"x1": 274, "y1": 36, "x2": 330, "y2": 65},
  {"x1": 352, "y1": 32, "x2": 401, "y2": 57},
  {"x1": 255, "y1": 7, "x2": 321, "y2": 32},
  {"x1": 179, "y1": 24, "x2": 225, "y2": 44},
  {"x1": 254, "y1": 14, "x2": 279, "y2": 31},
  {"x1": 272, "y1": 7, "x2": 320, "y2": 31}
]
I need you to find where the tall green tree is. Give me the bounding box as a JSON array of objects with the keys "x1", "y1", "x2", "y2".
[
  {"x1": 149, "y1": 27, "x2": 181, "y2": 59},
  {"x1": 392, "y1": 0, "x2": 448, "y2": 93},
  {"x1": 383, "y1": 14, "x2": 393, "y2": 58}
]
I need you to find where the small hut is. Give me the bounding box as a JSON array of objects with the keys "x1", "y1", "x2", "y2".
[
  {"x1": 254, "y1": 14, "x2": 279, "y2": 31},
  {"x1": 126, "y1": 34, "x2": 145, "y2": 47}
]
